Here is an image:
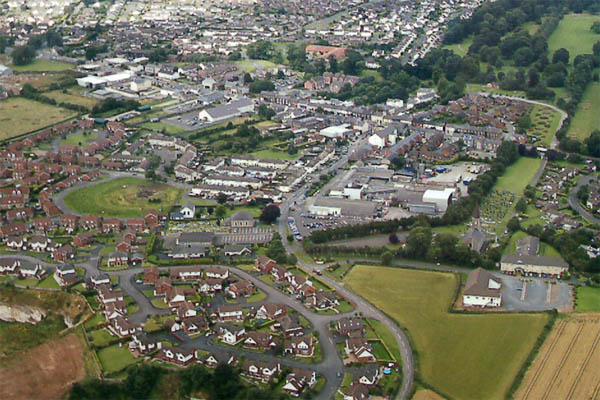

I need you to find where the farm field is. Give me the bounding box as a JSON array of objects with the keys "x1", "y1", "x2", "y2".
[
  {"x1": 515, "y1": 315, "x2": 600, "y2": 400},
  {"x1": 548, "y1": 14, "x2": 600, "y2": 58},
  {"x1": 568, "y1": 80, "x2": 600, "y2": 141},
  {"x1": 345, "y1": 266, "x2": 550, "y2": 400},
  {"x1": 63, "y1": 177, "x2": 182, "y2": 218},
  {"x1": 0, "y1": 333, "x2": 88, "y2": 400},
  {"x1": 45, "y1": 87, "x2": 101, "y2": 110},
  {"x1": 576, "y1": 286, "x2": 600, "y2": 312},
  {"x1": 0, "y1": 97, "x2": 77, "y2": 140},
  {"x1": 11, "y1": 59, "x2": 75, "y2": 72}
]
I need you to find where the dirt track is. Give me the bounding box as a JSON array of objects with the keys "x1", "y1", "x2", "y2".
[
  {"x1": 0, "y1": 333, "x2": 86, "y2": 400},
  {"x1": 516, "y1": 315, "x2": 600, "y2": 400}
]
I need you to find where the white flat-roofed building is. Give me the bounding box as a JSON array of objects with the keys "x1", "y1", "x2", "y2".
[{"x1": 422, "y1": 188, "x2": 455, "y2": 213}]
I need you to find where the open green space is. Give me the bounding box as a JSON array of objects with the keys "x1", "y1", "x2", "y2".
[
  {"x1": 345, "y1": 266, "x2": 550, "y2": 400},
  {"x1": 60, "y1": 132, "x2": 99, "y2": 147},
  {"x1": 251, "y1": 148, "x2": 301, "y2": 160},
  {"x1": 548, "y1": 14, "x2": 600, "y2": 58},
  {"x1": 0, "y1": 97, "x2": 77, "y2": 140},
  {"x1": 11, "y1": 59, "x2": 74, "y2": 72},
  {"x1": 575, "y1": 286, "x2": 600, "y2": 312},
  {"x1": 567, "y1": 79, "x2": 600, "y2": 141},
  {"x1": 235, "y1": 60, "x2": 277, "y2": 72},
  {"x1": 45, "y1": 87, "x2": 100, "y2": 110},
  {"x1": 97, "y1": 344, "x2": 139, "y2": 374},
  {"x1": 63, "y1": 177, "x2": 182, "y2": 218},
  {"x1": 443, "y1": 36, "x2": 473, "y2": 57},
  {"x1": 495, "y1": 157, "x2": 542, "y2": 194},
  {"x1": 139, "y1": 121, "x2": 185, "y2": 134}
]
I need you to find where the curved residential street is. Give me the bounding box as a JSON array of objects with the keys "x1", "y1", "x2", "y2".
[{"x1": 569, "y1": 174, "x2": 600, "y2": 224}]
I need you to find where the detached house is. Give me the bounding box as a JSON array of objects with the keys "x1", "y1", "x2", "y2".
[
  {"x1": 242, "y1": 360, "x2": 280, "y2": 383},
  {"x1": 284, "y1": 335, "x2": 314, "y2": 357},
  {"x1": 463, "y1": 268, "x2": 502, "y2": 308},
  {"x1": 216, "y1": 322, "x2": 246, "y2": 345},
  {"x1": 131, "y1": 333, "x2": 162, "y2": 354},
  {"x1": 157, "y1": 346, "x2": 196, "y2": 366},
  {"x1": 283, "y1": 369, "x2": 318, "y2": 397},
  {"x1": 54, "y1": 264, "x2": 77, "y2": 286}
]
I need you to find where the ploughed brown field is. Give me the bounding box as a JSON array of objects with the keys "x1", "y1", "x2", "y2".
[
  {"x1": 0, "y1": 333, "x2": 87, "y2": 400},
  {"x1": 516, "y1": 314, "x2": 600, "y2": 400}
]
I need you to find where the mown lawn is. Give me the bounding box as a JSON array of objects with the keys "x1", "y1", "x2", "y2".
[
  {"x1": 345, "y1": 266, "x2": 550, "y2": 400},
  {"x1": 576, "y1": 286, "x2": 600, "y2": 312},
  {"x1": 11, "y1": 59, "x2": 74, "y2": 72},
  {"x1": 548, "y1": 13, "x2": 600, "y2": 58},
  {"x1": 494, "y1": 157, "x2": 542, "y2": 194},
  {"x1": 63, "y1": 177, "x2": 182, "y2": 218},
  {"x1": 60, "y1": 132, "x2": 98, "y2": 147},
  {"x1": 97, "y1": 344, "x2": 139, "y2": 374},
  {"x1": 0, "y1": 97, "x2": 77, "y2": 140},
  {"x1": 567, "y1": 79, "x2": 600, "y2": 141}
]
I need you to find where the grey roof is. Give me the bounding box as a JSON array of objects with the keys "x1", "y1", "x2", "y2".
[
  {"x1": 178, "y1": 231, "x2": 216, "y2": 244},
  {"x1": 501, "y1": 253, "x2": 569, "y2": 269},
  {"x1": 464, "y1": 268, "x2": 501, "y2": 297},
  {"x1": 230, "y1": 211, "x2": 254, "y2": 220},
  {"x1": 516, "y1": 236, "x2": 540, "y2": 256}
]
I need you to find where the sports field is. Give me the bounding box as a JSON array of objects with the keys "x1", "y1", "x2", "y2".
[
  {"x1": 345, "y1": 266, "x2": 550, "y2": 400},
  {"x1": 548, "y1": 14, "x2": 600, "y2": 58},
  {"x1": 11, "y1": 59, "x2": 74, "y2": 72},
  {"x1": 0, "y1": 97, "x2": 77, "y2": 139},
  {"x1": 515, "y1": 315, "x2": 600, "y2": 400},
  {"x1": 63, "y1": 177, "x2": 182, "y2": 218}
]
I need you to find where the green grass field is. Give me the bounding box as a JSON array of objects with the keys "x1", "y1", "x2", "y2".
[
  {"x1": 235, "y1": 60, "x2": 277, "y2": 72},
  {"x1": 45, "y1": 88, "x2": 100, "y2": 110},
  {"x1": 251, "y1": 148, "x2": 301, "y2": 160},
  {"x1": 63, "y1": 177, "x2": 182, "y2": 218},
  {"x1": 443, "y1": 36, "x2": 473, "y2": 57},
  {"x1": 60, "y1": 132, "x2": 98, "y2": 147},
  {"x1": 97, "y1": 344, "x2": 139, "y2": 374},
  {"x1": 548, "y1": 14, "x2": 600, "y2": 58},
  {"x1": 576, "y1": 286, "x2": 600, "y2": 312},
  {"x1": 11, "y1": 59, "x2": 74, "y2": 72},
  {"x1": 567, "y1": 80, "x2": 600, "y2": 141},
  {"x1": 139, "y1": 121, "x2": 185, "y2": 134},
  {"x1": 495, "y1": 157, "x2": 542, "y2": 194},
  {"x1": 345, "y1": 266, "x2": 550, "y2": 400},
  {"x1": 0, "y1": 97, "x2": 77, "y2": 140}
]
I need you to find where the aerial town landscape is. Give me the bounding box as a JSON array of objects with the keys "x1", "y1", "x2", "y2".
[{"x1": 0, "y1": 0, "x2": 599, "y2": 399}]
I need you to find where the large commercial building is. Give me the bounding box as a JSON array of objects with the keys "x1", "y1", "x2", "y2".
[{"x1": 308, "y1": 198, "x2": 377, "y2": 218}]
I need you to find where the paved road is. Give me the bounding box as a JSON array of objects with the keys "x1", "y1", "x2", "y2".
[{"x1": 569, "y1": 174, "x2": 600, "y2": 225}]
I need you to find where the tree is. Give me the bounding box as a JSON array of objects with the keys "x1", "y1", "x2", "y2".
[
  {"x1": 389, "y1": 233, "x2": 399, "y2": 244},
  {"x1": 260, "y1": 204, "x2": 280, "y2": 224},
  {"x1": 243, "y1": 72, "x2": 253, "y2": 84},
  {"x1": 217, "y1": 193, "x2": 228, "y2": 204},
  {"x1": 507, "y1": 217, "x2": 520, "y2": 232},
  {"x1": 552, "y1": 48, "x2": 570, "y2": 65},
  {"x1": 585, "y1": 130, "x2": 600, "y2": 157},
  {"x1": 381, "y1": 251, "x2": 393, "y2": 265},
  {"x1": 516, "y1": 197, "x2": 527, "y2": 213},
  {"x1": 249, "y1": 79, "x2": 275, "y2": 94},
  {"x1": 516, "y1": 114, "x2": 532, "y2": 133},
  {"x1": 215, "y1": 205, "x2": 226, "y2": 219},
  {"x1": 591, "y1": 21, "x2": 600, "y2": 34},
  {"x1": 406, "y1": 226, "x2": 432, "y2": 258},
  {"x1": 258, "y1": 104, "x2": 276, "y2": 120},
  {"x1": 11, "y1": 45, "x2": 36, "y2": 66}
]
